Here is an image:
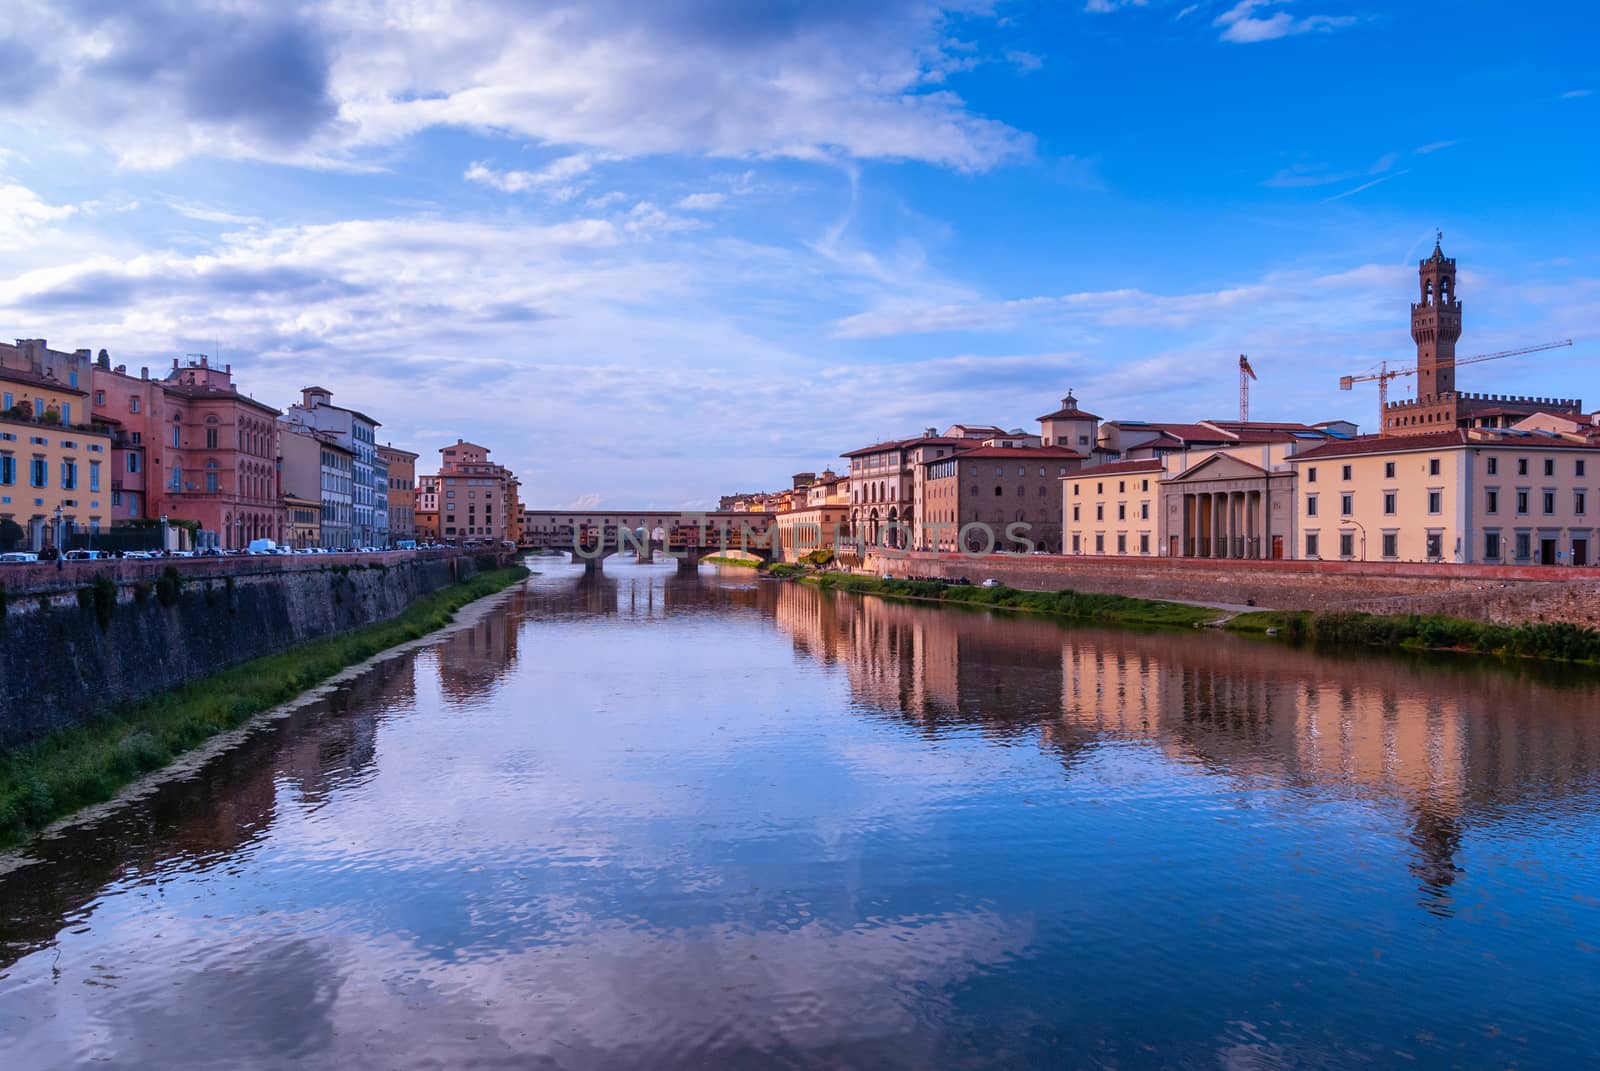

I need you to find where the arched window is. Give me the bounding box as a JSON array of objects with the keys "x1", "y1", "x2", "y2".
[{"x1": 205, "y1": 459, "x2": 219, "y2": 494}]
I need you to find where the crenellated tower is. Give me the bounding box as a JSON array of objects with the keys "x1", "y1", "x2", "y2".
[{"x1": 1410, "y1": 236, "x2": 1462, "y2": 399}]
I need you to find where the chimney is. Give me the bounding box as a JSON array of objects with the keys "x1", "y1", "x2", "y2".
[
  {"x1": 172, "y1": 357, "x2": 179, "y2": 370},
  {"x1": 925, "y1": 426, "x2": 936, "y2": 437},
  {"x1": 140, "y1": 367, "x2": 149, "y2": 380}
]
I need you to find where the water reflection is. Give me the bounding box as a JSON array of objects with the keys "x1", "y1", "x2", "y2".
[{"x1": 1, "y1": 562, "x2": 1598, "y2": 1069}]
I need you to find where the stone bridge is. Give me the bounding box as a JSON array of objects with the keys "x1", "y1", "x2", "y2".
[{"x1": 521, "y1": 510, "x2": 777, "y2": 572}]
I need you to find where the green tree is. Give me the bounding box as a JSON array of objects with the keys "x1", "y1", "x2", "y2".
[{"x1": 0, "y1": 518, "x2": 23, "y2": 551}]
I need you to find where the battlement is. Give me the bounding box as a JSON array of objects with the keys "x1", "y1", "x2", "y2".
[{"x1": 1385, "y1": 391, "x2": 1583, "y2": 411}]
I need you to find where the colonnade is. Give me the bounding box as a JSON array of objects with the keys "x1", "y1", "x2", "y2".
[{"x1": 1181, "y1": 490, "x2": 1269, "y2": 559}]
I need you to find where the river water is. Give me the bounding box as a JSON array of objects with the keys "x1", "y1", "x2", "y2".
[{"x1": 2, "y1": 560, "x2": 1599, "y2": 1069}]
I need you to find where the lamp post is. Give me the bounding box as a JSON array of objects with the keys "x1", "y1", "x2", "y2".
[
  {"x1": 53, "y1": 505, "x2": 63, "y2": 556},
  {"x1": 160, "y1": 513, "x2": 169, "y2": 555}
]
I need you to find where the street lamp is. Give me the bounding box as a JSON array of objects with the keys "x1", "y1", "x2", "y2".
[
  {"x1": 160, "y1": 513, "x2": 169, "y2": 554},
  {"x1": 53, "y1": 505, "x2": 63, "y2": 555}
]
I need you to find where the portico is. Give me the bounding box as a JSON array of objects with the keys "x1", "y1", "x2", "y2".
[{"x1": 1161, "y1": 454, "x2": 1295, "y2": 561}]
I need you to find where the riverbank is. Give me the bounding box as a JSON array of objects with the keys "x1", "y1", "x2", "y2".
[
  {"x1": 0, "y1": 564, "x2": 531, "y2": 850},
  {"x1": 702, "y1": 555, "x2": 761, "y2": 568},
  {"x1": 807, "y1": 574, "x2": 1220, "y2": 628},
  {"x1": 816, "y1": 574, "x2": 1600, "y2": 667}
]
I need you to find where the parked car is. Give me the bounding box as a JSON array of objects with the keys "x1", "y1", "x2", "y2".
[
  {"x1": 981, "y1": 578, "x2": 1000, "y2": 588},
  {"x1": 0, "y1": 551, "x2": 39, "y2": 564},
  {"x1": 123, "y1": 550, "x2": 158, "y2": 560},
  {"x1": 64, "y1": 550, "x2": 108, "y2": 561},
  {"x1": 170, "y1": 550, "x2": 196, "y2": 558},
  {"x1": 247, "y1": 538, "x2": 280, "y2": 555}
]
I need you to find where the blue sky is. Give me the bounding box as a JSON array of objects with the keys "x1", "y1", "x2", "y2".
[{"x1": 1, "y1": 0, "x2": 1595, "y2": 508}]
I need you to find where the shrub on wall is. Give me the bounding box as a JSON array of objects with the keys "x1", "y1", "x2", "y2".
[
  {"x1": 155, "y1": 566, "x2": 182, "y2": 607},
  {"x1": 92, "y1": 575, "x2": 117, "y2": 632}
]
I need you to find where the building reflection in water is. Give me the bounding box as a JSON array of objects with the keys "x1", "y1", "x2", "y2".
[{"x1": 768, "y1": 579, "x2": 1600, "y2": 915}]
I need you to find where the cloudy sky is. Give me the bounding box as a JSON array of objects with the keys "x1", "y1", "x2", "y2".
[{"x1": 1, "y1": 1, "x2": 1595, "y2": 508}]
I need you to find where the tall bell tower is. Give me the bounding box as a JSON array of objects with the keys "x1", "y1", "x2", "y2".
[{"x1": 1410, "y1": 233, "x2": 1462, "y2": 398}]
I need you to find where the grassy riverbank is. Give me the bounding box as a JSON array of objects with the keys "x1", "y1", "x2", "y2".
[
  {"x1": 0, "y1": 564, "x2": 531, "y2": 850},
  {"x1": 815, "y1": 574, "x2": 1600, "y2": 667},
  {"x1": 1228, "y1": 608, "x2": 1600, "y2": 664},
  {"x1": 806, "y1": 574, "x2": 1219, "y2": 628},
  {"x1": 702, "y1": 555, "x2": 761, "y2": 568}
]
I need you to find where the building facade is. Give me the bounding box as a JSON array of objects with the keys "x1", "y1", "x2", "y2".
[
  {"x1": 1291, "y1": 429, "x2": 1600, "y2": 565},
  {"x1": 283, "y1": 387, "x2": 382, "y2": 547},
  {"x1": 279, "y1": 421, "x2": 354, "y2": 550},
  {"x1": 0, "y1": 365, "x2": 112, "y2": 551},
  {"x1": 437, "y1": 440, "x2": 519, "y2": 544},
  {"x1": 774, "y1": 470, "x2": 851, "y2": 562},
  {"x1": 919, "y1": 446, "x2": 1082, "y2": 553},
  {"x1": 378, "y1": 444, "x2": 419, "y2": 543},
  {"x1": 416, "y1": 474, "x2": 439, "y2": 542}
]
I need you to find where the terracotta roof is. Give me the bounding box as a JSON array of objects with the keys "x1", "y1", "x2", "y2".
[
  {"x1": 1037, "y1": 406, "x2": 1101, "y2": 421},
  {"x1": 162, "y1": 382, "x2": 281, "y2": 415},
  {"x1": 842, "y1": 434, "x2": 967, "y2": 458},
  {"x1": 1064, "y1": 458, "x2": 1164, "y2": 477},
  {"x1": 1291, "y1": 428, "x2": 1600, "y2": 460},
  {"x1": 1125, "y1": 422, "x2": 1237, "y2": 442},
  {"x1": 928, "y1": 445, "x2": 1085, "y2": 463},
  {"x1": 1288, "y1": 432, "x2": 1467, "y2": 459},
  {"x1": 0, "y1": 366, "x2": 88, "y2": 395}
]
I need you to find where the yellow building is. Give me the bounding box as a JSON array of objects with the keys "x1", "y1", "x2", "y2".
[
  {"x1": 0, "y1": 368, "x2": 114, "y2": 551},
  {"x1": 284, "y1": 493, "x2": 322, "y2": 549}
]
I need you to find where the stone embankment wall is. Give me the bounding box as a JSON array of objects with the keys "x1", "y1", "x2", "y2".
[
  {"x1": 0, "y1": 550, "x2": 509, "y2": 750},
  {"x1": 864, "y1": 551, "x2": 1600, "y2": 629}
]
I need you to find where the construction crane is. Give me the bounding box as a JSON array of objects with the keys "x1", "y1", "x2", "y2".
[
  {"x1": 1238, "y1": 354, "x2": 1257, "y2": 422},
  {"x1": 1339, "y1": 339, "x2": 1573, "y2": 431}
]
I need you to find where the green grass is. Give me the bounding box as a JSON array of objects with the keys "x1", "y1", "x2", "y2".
[
  {"x1": 1226, "y1": 607, "x2": 1600, "y2": 665},
  {"x1": 806, "y1": 574, "x2": 1219, "y2": 628},
  {"x1": 702, "y1": 555, "x2": 762, "y2": 568},
  {"x1": 0, "y1": 564, "x2": 530, "y2": 851}
]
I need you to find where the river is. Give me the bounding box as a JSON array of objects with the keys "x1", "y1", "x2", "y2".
[{"x1": 2, "y1": 559, "x2": 1599, "y2": 1069}]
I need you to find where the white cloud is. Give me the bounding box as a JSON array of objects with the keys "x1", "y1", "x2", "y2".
[
  {"x1": 0, "y1": 183, "x2": 77, "y2": 241},
  {"x1": 0, "y1": 0, "x2": 1033, "y2": 173},
  {"x1": 1561, "y1": 89, "x2": 1592, "y2": 100},
  {"x1": 674, "y1": 192, "x2": 726, "y2": 211},
  {"x1": 1085, "y1": 0, "x2": 1149, "y2": 11},
  {"x1": 1214, "y1": 0, "x2": 1356, "y2": 44}
]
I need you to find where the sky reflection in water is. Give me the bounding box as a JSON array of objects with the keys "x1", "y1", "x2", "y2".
[{"x1": 2, "y1": 561, "x2": 1599, "y2": 1069}]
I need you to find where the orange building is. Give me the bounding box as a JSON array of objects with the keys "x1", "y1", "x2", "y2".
[{"x1": 436, "y1": 440, "x2": 519, "y2": 544}]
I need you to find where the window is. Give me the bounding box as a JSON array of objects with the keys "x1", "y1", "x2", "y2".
[
  {"x1": 1384, "y1": 462, "x2": 1395, "y2": 479},
  {"x1": 1, "y1": 392, "x2": 10, "y2": 410},
  {"x1": 1341, "y1": 493, "x2": 1353, "y2": 517},
  {"x1": 1382, "y1": 532, "x2": 1398, "y2": 558},
  {"x1": 89, "y1": 461, "x2": 100, "y2": 492},
  {"x1": 1072, "y1": 505, "x2": 1080, "y2": 521},
  {"x1": 1307, "y1": 467, "x2": 1317, "y2": 483},
  {"x1": 1117, "y1": 504, "x2": 1126, "y2": 520},
  {"x1": 1517, "y1": 490, "x2": 1529, "y2": 514},
  {"x1": 1140, "y1": 502, "x2": 1149, "y2": 520},
  {"x1": 1117, "y1": 534, "x2": 1127, "y2": 553},
  {"x1": 1306, "y1": 532, "x2": 1320, "y2": 557},
  {"x1": 1487, "y1": 457, "x2": 1498, "y2": 475},
  {"x1": 1383, "y1": 492, "x2": 1396, "y2": 515},
  {"x1": 1306, "y1": 494, "x2": 1318, "y2": 517},
  {"x1": 1544, "y1": 458, "x2": 1555, "y2": 477},
  {"x1": 1139, "y1": 534, "x2": 1150, "y2": 554},
  {"x1": 0, "y1": 455, "x2": 12, "y2": 485},
  {"x1": 34, "y1": 398, "x2": 44, "y2": 418},
  {"x1": 1484, "y1": 532, "x2": 1501, "y2": 560},
  {"x1": 1426, "y1": 532, "x2": 1443, "y2": 559},
  {"x1": 95, "y1": 390, "x2": 105, "y2": 406},
  {"x1": 206, "y1": 427, "x2": 219, "y2": 449},
  {"x1": 1518, "y1": 458, "x2": 1529, "y2": 476},
  {"x1": 1577, "y1": 459, "x2": 1586, "y2": 478},
  {"x1": 1579, "y1": 491, "x2": 1588, "y2": 516},
  {"x1": 1096, "y1": 505, "x2": 1104, "y2": 521},
  {"x1": 129, "y1": 396, "x2": 140, "y2": 414},
  {"x1": 1486, "y1": 489, "x2": 1498, "y2": 514},
  {"x1": 1342, "y1": 464, "x2": 1352, "y2": 481},
  {"x1": 1095, "y1": 534, "x2": 1104, "y2": 553},
  {"x1": 205, "y1": 462, "x2": 219, "y2": 494},
  {"x1": 30, "y1": 458, "x2": 47, "y2": 487},
  {"x1": 1428, "y1": 491, "x2": 1442, "y2": 514},
  {"x1": 1339, "y1": 532, "x2": 1354, "y2": 558},
  {"x1": 127, "y1": 453, "x2": 140, "y2": 474},
  {"x1": 171, "y1": 425, "x2": 180, "y2": 448},
  {"x1": 1515, "y1": 532, "x2": 1532, "y2": 560},
  {"x1": 61, "y1": 403, "x2": 71, "y2": 424},
  {"x1": 994, "y1": 486, "x2": 1002, "y2": 497},
  {"x1": 1543, "y1": 491, "x2": 1556, "y2": 515}
]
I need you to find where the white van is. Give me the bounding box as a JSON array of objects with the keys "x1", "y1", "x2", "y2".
[
  {"x1": 0, "y1": 551, "x2": 39, "y2": 564},
  {"x1": 247, "y1": 539, "x2": 279, "y2": 555},
  {"x1": 64, "y1": 550, "x2": 108, "y2": 561}
]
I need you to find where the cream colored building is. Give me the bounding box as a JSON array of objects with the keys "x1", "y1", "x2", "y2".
[
  {"x1": 1289, "y1": 429, "x2": 1600, "y2": 566},
  {"x1": 774, "y1": 470, "x2": 851, "y2": 562}
]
